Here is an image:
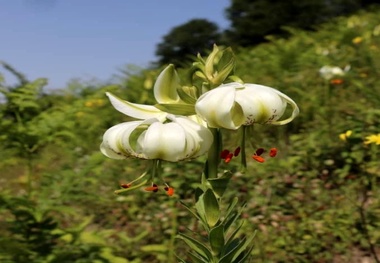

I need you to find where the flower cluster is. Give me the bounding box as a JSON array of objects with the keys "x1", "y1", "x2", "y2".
[{"x1": 100, "y1": 45, "x2": 299, "y2": 196}]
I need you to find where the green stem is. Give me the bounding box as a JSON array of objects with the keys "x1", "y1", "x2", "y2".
[
  {"x1": 205, "y1": 128, "x2": 221, "y2": 179},
  {"x1": 167, "y1": 199, "x2": 178, "y2": 263},
  {"x1": 26, "y1": 153, "x2": 33, "y2": 200},
  {"x1": 240, "y1": 126, "x2": 247, "y2": 173}
]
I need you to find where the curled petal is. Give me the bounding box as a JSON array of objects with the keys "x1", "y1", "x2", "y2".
[
  {"x1": 100, "y1": 121, "x2": 142, "y2": 159},
  {"x1": 106, "y1": 92, "x2": 167, "y2": 121},
  {"x1": 195, "y1": 85, "x2": 245, "y2": 129},
  {"x1": 153, "y1": 64, "x2": 181, "y2": 104}
]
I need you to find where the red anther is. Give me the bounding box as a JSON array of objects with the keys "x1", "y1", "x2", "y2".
[
  {"x1": 164, "y1": 186, "x2": 175, "y2": 196},
  {"x1": 120, "y1": 183, "x2": 131, "y2": 189},
  {"x1": 252, "y1": 155, "x2": 265, "y2": 163},
  {"x1": 234, "y1": 147, "x2": 241, "y2": 157},
  {"x1": 255, "y1": 148, "x2": 265, "y2": 156},
  {"x1": 224, "y1": 152, "x2": 234, "y2": 163},
  {"x1": 269, "y1": 148, "x2": 278, "y2": 157},
  {"x1": 330, "y1": 78, "x2": 344, "y2": 85},
  {"x1": 145, "y1": 183, "x2": 158, "y2": 192},
  {"x1": 220, "y1": 149, "x2": 230, "y2": 159}
]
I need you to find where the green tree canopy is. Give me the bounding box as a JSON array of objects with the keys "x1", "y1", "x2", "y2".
[
  {"x1": 224, "y1": 0, "x2": 376, "y2": 47},
  {"x1": 155, "y1": 19, "x2": 221, "y2": 66}
]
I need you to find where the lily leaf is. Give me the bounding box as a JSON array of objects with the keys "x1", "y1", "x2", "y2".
[
  {"x1": 207, "y1": 171, "x2": 233, "y2": 198},
  {"x1": 209, "y1": 224, "x2": 225, "y2": 255},
  {"x1": 202, "y1": 189, "x2": 220, "y2": 228},
  {"x1": 177, "y1": 233, "x2": 213, "y2": 260}
]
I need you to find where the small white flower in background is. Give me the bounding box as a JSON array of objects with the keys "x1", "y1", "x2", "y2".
[
  {"x1": 100, "y1": 114, "x2": 213, "y2": 162},
  {"x1": 195, "y1": 82, "x2": 299, "y2": 130},
  {"x1": 319, "y1": 65, "x2": 350, "y2": 80}
]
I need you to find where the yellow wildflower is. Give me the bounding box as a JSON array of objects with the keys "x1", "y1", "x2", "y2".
[
  {"x1": 364, "y1": 134, "x2": 380, "y2": 145},
  {"x1": 339, "y1": 130, "x2": 352, "y2": 141},
  {"x1": 352, "y1": 37, "x2": 363, "y2": 44}
]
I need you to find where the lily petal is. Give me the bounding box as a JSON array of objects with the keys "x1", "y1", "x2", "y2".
[
  {"x1": 106, "y1": 92, "x2": 166, "y2": 121},
  {"x1": 195, "y1": 85, "x2": 244, "y2": 129},
  {"x1": 153, "y1": 64, "x2": 181, "y2": 104},
  {"x1": 139, "y1": 121, "x2": 186, "y2": 161}
]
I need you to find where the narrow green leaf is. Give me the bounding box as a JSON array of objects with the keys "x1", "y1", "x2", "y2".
[
  {"x1": 224, "y1": 221, "x2": 244, "y2": 253},
  {"x1": 225, "y1": 197, "x2": 239, "y2": 219},
  {"x1": 188, "y1": 251, "x2": 210, "y2": 263},
  {"x1": 195, "y1": 193, "x2": 208, "y2": 227},
  {"x1": 154, "y1": 103, "x2": 196, "y2": 115},
  {"x1": 224, "y1": 212, "x2": 240, "y2": 234},
  {"x1": 175, "y1": 254, "x2": 189, "y2": 263},
  {"x1": 179, "y1": 201, "x2": 202, "y2": 222},
  {"x1": 177, "y1": 233, "x2": 213, "y2": 260},
  {"x1": 219, "y1": 233, "x2": 256, "y2": 263},
  {"x1": 209, "y1": 225, "x2": 225, "y2": 255},
  {"x1": 207, "y1": 171, "x2": 233, "y2": 198},
  {"x1": 236, "y1": 242, "x2": 255, "y2": 263},
  {"x1": 230, "y1": 233, "x2": 256, "y2": 262},
  {"x1": 202, "y1": 189, "x2": 220, "y2": 227}
]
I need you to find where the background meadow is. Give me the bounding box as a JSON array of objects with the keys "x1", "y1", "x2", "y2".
[{"x1": 1, "y1": 7, "x2": 380, "y2": 263}]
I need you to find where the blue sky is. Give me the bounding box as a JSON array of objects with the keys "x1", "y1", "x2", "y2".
[{"x1": 0, "y1": 0, "x2": 230, "y2": 90}]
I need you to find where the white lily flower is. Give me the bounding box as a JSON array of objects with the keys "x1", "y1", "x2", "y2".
[
  {"x1": 100, "y1": 114, "x2": 213, "y2": 162},
  {"x1": 319, "y1": 65, "x2": 346, "y2": 80},
  {"x1": 195, "y1": 82, "x2": 299, "y2": 130}
]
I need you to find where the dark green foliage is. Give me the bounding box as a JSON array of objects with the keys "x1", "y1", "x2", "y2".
[
  {"x1": 155, "y1": 19, "x2": 222, "y2": 66},
  {"x1": 224, "y1": 0, "x2": 378, "y2": 47}
]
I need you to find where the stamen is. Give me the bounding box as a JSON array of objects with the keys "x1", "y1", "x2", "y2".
[
  {"x1": 120, "y1": 183, "x2": 132, "y2": 189},
  {"x1": 144, "y1": 183, "x2": 158, "y2": 192},
  {"x1": 255, "y1": 148, "x2": 265, "y2": 156},
  {"x1": 234, "y1": 147, "x2": 241, "y2": 156},
  {"x1": 252, "y1": 155, "x2": 265, "y2": 163},
  {"x1": 220, "y1": 149, "x2": 230, "y2": 159},
  {"x1": 224, "y1": 152, "x2": 234, "y2": 163},
  {"x1": 269, "y1": 148, "x2": 278, "y2": 157},
  {"x1": 164, "y1": 186, "x2": 175, "y2": 196}
]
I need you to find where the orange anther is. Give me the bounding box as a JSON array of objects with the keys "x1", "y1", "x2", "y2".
[
  {"x1": 269, "y1": 148, "x2": 278, "y2": 157},
  {"x1": 330, "y1": 79, "x2": 344, "y2": 85},
  {"x1": 224, "y1": 152, "x2": 234, "y2": 163},
  {"x1": 252, "y1": 155, "x2": 265, "y2": 163},
  {"x1": 164, "y1": 187, "x2": 175, "y2": 196},
  {"x1": 120, "y1": 183, "x2": 131, "y2": 189},
  {"x1": 144, "y1": 184, "x2": 158, "y2": 192}
]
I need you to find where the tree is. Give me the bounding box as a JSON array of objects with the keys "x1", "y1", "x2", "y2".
[
  {"x1": 155, "y1": 19, "x2": 221, "y2": 66},
  {"x1": 224, "y1": 0, "x2": 373, "y2": 47}
]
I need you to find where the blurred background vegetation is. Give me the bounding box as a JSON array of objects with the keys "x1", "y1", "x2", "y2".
[{"x1": 1, "y1": 1, "x2": 380, "y2": 262}]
